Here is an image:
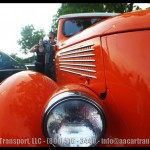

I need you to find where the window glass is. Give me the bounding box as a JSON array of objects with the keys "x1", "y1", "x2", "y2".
[{"x1": 63, "y1": 18, "x2": 102, "y2": 37}]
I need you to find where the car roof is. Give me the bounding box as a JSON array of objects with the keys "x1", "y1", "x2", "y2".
[
  {"x1": 59, "y1": 12, "x2": 120, "y2": 19},
  {"x1": 0, "y1": 51, "x2": 20, "y2": 63}
]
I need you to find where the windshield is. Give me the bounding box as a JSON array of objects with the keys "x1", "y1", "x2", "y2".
[{"x1": 63, "y1": 18, "x2": 102, "y2": 37}]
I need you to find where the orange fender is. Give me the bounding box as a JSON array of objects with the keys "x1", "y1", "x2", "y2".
[{"x1": 0, "y1": 71, "x2": 58, "y2": 147}]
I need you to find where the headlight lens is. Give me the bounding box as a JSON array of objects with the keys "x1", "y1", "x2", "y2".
[{"x1": 43, "y1": 91, "x2": 106, "y2": 147}]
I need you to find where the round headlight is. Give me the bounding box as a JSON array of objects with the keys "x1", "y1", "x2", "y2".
[{"x1": 43, "y1": 91, "x2": 106, "y2": 147}]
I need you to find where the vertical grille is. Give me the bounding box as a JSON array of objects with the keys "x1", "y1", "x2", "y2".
[{"x1": 59, "y1": 44, "x2": 97, "y2": 79}]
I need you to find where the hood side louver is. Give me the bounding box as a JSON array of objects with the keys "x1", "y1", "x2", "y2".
[{"x1": 59, "y1": 44, "x2": 97, "y2": 79}]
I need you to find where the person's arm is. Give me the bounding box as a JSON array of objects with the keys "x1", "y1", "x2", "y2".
[
  {"x1": 45, "y1": 53, "x2": 48, "y2": 64},
  {"x1": 29, "y1": 44, "x2": 39, "y2": 52}
]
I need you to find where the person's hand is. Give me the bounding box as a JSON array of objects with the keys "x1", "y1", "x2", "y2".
[{"x1": 34, "y1": 44, "x2": 39, "y2": 49}]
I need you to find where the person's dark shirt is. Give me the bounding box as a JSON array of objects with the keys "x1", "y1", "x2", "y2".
[
  {"x1": 44, "y1": 41, "x2": 56, "y2": 66},
  {"x1": 44, "y1": 40, "x2": 56, "y2": 81},
  {"x1": 36, "y1": 50, "x2": 45, "y2": 65}
]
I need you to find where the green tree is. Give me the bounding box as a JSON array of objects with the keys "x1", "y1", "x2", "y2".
[
  {"x1": 51, "y1": 3, "x2": 140, "y2": 34},
  {"x1": 17, "y1": 24, "x2": 45, "y2": 54},
  {"x1": 104, "y1": 3, "x2": 140, "y2": 13}
]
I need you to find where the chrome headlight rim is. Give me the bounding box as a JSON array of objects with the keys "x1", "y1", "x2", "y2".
[{"x1": 42, "y1": 91, "x2": 107, "y2": 147}]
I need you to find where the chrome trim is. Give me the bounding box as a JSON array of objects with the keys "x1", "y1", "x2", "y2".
[
  {"x1": 44, "y1": 92, "x2": 77, "y2": 112},
  {"x1": 59, "y1": 12, "x2": 119, "y2": 19},
  {"x1": 59, "y1": 44, "x2": 94, "y2": 54},
  {"x1": 60, "y1": 54, "x2": 95, "y2": 59},
  {"x1": 59, "y1": 49, "x2": 94, "y2": 56},
  {"x1": 43, "y1": 91, "x2": 107, "y2": 147},
  {"x1": 60, "y1": 68, "x2": 97, "y2": 79},
  {"x1": 59, "y1": 59, "x2": 95, "y2": 62},
  {"x1": 44, "y1": 91, "x2": 101, "y2": 114},
  {"x1": 0, "y1": 69, "x2": 25, "y2": 71},
  {"x1": 60, "y1": 65, "x2": 96, "y2": 73},
  {"x1": 59, "y1": 63, "x2": 96, "y2": 67}
]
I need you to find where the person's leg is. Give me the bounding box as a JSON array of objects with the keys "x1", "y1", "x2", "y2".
[
  {"x1": 48, "y1": 65, "x2": 56, "y2": 81},
  {"x1": 42, "y1": 64, "x2": 45, "y2": 75},
  {"x1": 40, "y1": 64, "x2": 45, "y2": 74},
  {"x1": 51, "y1": 66, "x2": 56, "y2": 81},
  {"x1": 35, "y1": 63, "x2": 44, "y2": 74},
  {"x1": 45, "y1": 63, "x2": 51, "y2": 77},
  {"x1": 35, "y1": 63, "x2": 40, "y2": 73},
  {"x1": 45, "y1": 64, "x2": 56, "y2": 81}
]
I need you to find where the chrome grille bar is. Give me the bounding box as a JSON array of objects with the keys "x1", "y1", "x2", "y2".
[
  {"x1": 59, "y1": 63, "x2": 96, "y2": 67},
  {"x1": 59, "y1": 59, "x2": 95, "y2": 62},
  {"x1": 59, "y1": 49, "x2": 94, "y2": 56},
  {"x1": 60, "y1": 68, "x2": 97, "y2": 79},
  {"x1": 59, "y1": 44, "x2": 94, "y2": 54},
  {"x1": 60, "y1": 54, "x2": 95, "y2": 59},
  {"x1": 60, "y1": 65, "x2": 96, "y2": 73}
]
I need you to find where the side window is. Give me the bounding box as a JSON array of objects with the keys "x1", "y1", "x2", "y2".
[
  {"x1": 63, "y1": 19, "x2": 83, "y2": 37},
  {"x1": 63, "y1": 18, "x2": 102, "y2": 37}
]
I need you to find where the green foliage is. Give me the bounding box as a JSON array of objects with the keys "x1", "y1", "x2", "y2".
[
  {"x1": 17, "y1": 24, "x2": 45, "y2": 54},
  {"x1": 104, "y1": 3, "x2": 141, "y2": 13},
  {"x1": 57, "y1": 3, "x2": 105, "y2": 14},
  {"x1": 51, "y1": 14, "x2": 59, "y2": 37}
]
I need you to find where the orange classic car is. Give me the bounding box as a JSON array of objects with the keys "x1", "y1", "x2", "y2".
[{"x1": 0, "y1": 9, "x2": 150, "y2": 147}]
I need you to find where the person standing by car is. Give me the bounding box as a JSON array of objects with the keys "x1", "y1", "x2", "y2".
[
  {"x1": 29, "y1": 39, "x2": 45, "y2": 74},
  {"x1": 44, "y1": 31, "x2": 56, "y2": 81}
]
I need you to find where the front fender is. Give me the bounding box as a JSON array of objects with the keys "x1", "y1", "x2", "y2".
[{"x1": 0, "y1": 71, "x2": 58, "y2": 147}]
